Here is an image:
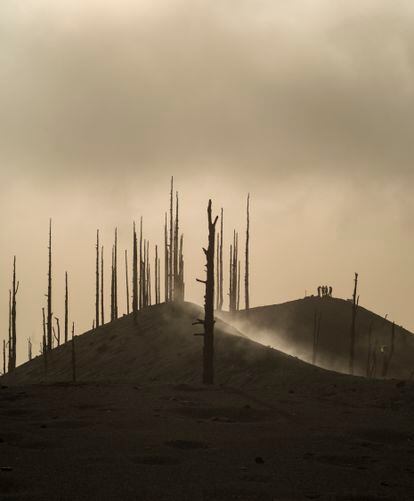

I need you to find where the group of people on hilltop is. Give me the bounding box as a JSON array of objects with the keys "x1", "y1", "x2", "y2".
[{"x1": 318, "y1": 285, "x2": 333, "y2": 297}]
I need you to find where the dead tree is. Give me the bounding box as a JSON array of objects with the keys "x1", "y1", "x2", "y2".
[
  {"x1": 169, "y1": 177, "x2": 174, "y2": 302},
  {"x1": 173, "y1": 191, "x2": 179, "y2": 299},
  {"x1": 237, "y1": 260, "x2": 241, "y2": 311},
  {"x1": 114, "y1": 228, "x2": 118, "y2": 319},
  {"x1": 95, "y1": 230, "x2": 100, "y2": 328},
  {"x1": 111, "y1": 245, "x2": 115, "y2": 320},
  {"x1": 164, "y1": 213, "x2": 168, "y2": 302},
  {"x1": 139, "y1": 218, "x2": 144, "y2": 309},
  {"x1": 54, "y1": 317, "x2": 61, "y2": 346},
  {"x1": 47, "y1": 219, "x2": 52, "y2": 351},
  {"x1": 195, "y1": 200, "x2": 218, "y2": 385},
  {"x1": 125, "y1": 249, "x2": 130, "y2": 314},
  {"x1": 2, "y1": 340, "x2": 5, "y2": 374},
  {"x1": 349, "y1": 272, "x2": 359, "y2": 375},
  {"x1": 100, "y1": 248, "x2": 104, "y2": 325},
  {"x1": 366, "y1": 320, "x2": 374, "y2": 377},
  {"x1": 42, "y1": 307, "x2": 47, "y2": 377},
  {"x1": 381, "y1": 321, "x2": 396, "y2": 378},
  {"x1": 9, "y1": 256, "x2": 19, "y2": 371},
  {"x1": 7, "y1": 289, "x2": 11, "y2": 371},
  {"x1": 216, "y1": 235, "x2": 220, "y2": 310},
  {"x1": 245, "y1": 194, "x2": 250, "y2": 310},
  {"x1": 229, "y1": 231, "x2": 239, "y2": 312},
  {"x1": 71, "y1": 322, "x2": 76, "y2": 383},
  {"x1": 218, "y1": 208, "x2": 224, "y2": 311},
  {"x1": 155, "y1": 245, "x2": 159, "y2": 304},
  {"x1": 64, "y1": 271, "x2": 69, "y2": 343},
  {"x1": 132, "y1": 222, "x2": 138, "y2": 314},
  {"x1": 28, "y1": 338, "x2": 32, "y2": 361},
  {"x1": 312, "y1": 311, "x2": 322, "y2": 365}
]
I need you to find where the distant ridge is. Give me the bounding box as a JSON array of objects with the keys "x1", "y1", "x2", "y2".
[{"x1": 227, "y1": 296, "x2": 414, "y2": 379}]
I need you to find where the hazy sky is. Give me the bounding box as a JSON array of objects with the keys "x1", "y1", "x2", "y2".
[{"x1": 1, "y1": 0, "x2": 414, "y2": 364}]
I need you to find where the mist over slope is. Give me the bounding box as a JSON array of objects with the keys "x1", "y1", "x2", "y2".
[
  {"x1": 2, "y1": 301, "x2": 328, "y2": 386},
  {"x1": 229, "y1": 296, "x2": 414, "y2": 379}
]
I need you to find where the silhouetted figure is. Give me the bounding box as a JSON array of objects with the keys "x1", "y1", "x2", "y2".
[
  {"x1": 317, "y1": 286, "x2": 321, "y2": 297},
  {"x1": 329, "y1": 286, "x2": 333, "y2": 297}
]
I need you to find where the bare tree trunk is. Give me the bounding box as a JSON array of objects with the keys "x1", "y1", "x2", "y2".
[
  {"x1": 42, "y1": 307, "x2": 47, "y2": 378},
  {"x1": 95, "y1": 230, "x2": 100, "y2": 328},
  {"x1": 218, "y1": 208, "x2": 224, "y2": 311},
  {"x1": 114, "y1": 228, "x2": 118, "y2": 319},
  {"x1": 195, "y1": 200, "x2": 218, "y2": 385},
  {"x1": 55, "y1": 317, "x2": 61, "y2": 346},
  {"x1": 100, "y1": 248, "x2": 104, "y2": 325},
  {"x1": 71, "y1": 322, "x2": 76, "y2": 383},
  {"x1": 229, "y1": 244, "x2": 233, "y2": 312},
  {"x1": 155, "y1": 245, "x2": 159, "y2": 304},
  {"x1": 132, "y1": 222, "x2": 138, "y2": 314},
  {"x1": 173, "y1": 190, "x2": 179, "y2": 300},
  {"x1": 139, "y1": 218, "x2": 143, "y2": 309},
  {"x1": 2, "y1": 339, "x2": 5, "y2": 374},
  {"x1": 216, "y1": 235, "x2": 220, "y2": 310},
  {"x1": 125, "y1": 249, "x2": 130, "y2": 314},
  {"x1": 28, "y1": 338, "x2": 32, "y2": 361},
  {"x1": 237, "y1": 260, "x2": 241, "y2": 311},
  {"x1": 178, "y1": 234, "x2": 185, "y2": 301},
  {"x1": 10, "y1": 256, "x2": 19, "y2": 370},
  {"x1": 169, "y1": 177, "x2": 174, "y2": 302},
  {"x1": 47, "y1": 219, "x2": 52, "y2": 351},
  {"x1": 8, "y1": 289, "x2": 11, "y2": 371},
  {"x1": 164, "y1": 213, "x2": 169, "y2": 302},
  {"x1": 65, "y1": 271, "x2": 69, "y2": 343},
  {"x1": 349, "y1": 272, "x2": 359, "y2": 375},
  {"x1": 111, "y1": 245, "x2": 114, "y2": 321},
  {"x1": 245, "y1": 194, "x2": 250, "y2": 310}
]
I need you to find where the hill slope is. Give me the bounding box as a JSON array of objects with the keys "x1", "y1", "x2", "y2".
[
  {"x1": 3, "y1": 301, "x2": 329, "y2": 386},
  {"x1": 227, "y1": 296, "x2": 414, "y2": 379}
]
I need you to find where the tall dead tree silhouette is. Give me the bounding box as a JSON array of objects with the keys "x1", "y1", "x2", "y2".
[
  {"x1": 169, "y1": 177, "x2": 173, "y2": 302},
  {"x1": 173, "y1": 191, "x2": 179, "y2": 299},
  {"x1": 132, "y1": 222, "x2": 138, "y2": 314},
  {"x1": 164, "y1": 213, "x2": 169, "y2": 302},
  {"x1": 3, "y1": 340, "x2": 6, "y2": 374},
  {"x1": 95, "y1": 230, "x2": 100, "y2": 328},
  {"x1": 64, "y1": 271, "x2": 69, "y2": 343},
  {"x1": 349, "y1": 272, "x2": 359, "y2": 375},
  {"x1": 114, "y1": 228, "x2": 118, "y2": 318},
  {"x1": 47, "y1": 219, "x2": 52, "y2": 351},
  {"x1": 7, "y1": 290, "x2": 11, "y2": 371},
  {"x1": 100, "y1": 248, "x2": 104, "y2": 325},
  {"x1": 54, "y1": 317, "x2": 61, "y2": 346},
  {"x1": 125, "y1": 249, "x2": 130, "y2": 314},
  {"x1": 8, "y1": 256, "x2": 19, "y2": 371},
  {"x1": 71, "y1": 322, "x2": 76, "y2": 383},
  {"x1": 139, "y1": 218, "x2": 143, "y2": 309},
  {"x1": 42, "y1": 307, "x2": 47, "y2": 377},
  {"x1": 155, "y1": 245, "x2": 159, "y2": 304},
  {"x1": 229, "y1": 231, "x2": 239, "y2": 312},
  {"x1": 245, "y1": 194, "x2": 250, "y2": 311},
  {"x1": 195, "y1": 200, "x2": 218, "y2": 385},
  {"x1": 28, "y1": 337, "x2": 32, "y2": 361},
  {"x1": 218, "y1": 208, "x2": 224, "y2": 310}
]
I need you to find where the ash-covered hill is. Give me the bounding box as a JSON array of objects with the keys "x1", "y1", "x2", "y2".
[
  {"x1": 2, "y1": 301, "x2": 329, "y2": 386},
  {"x1": 226, "y1": 296, "x2": 414, "y2": 379}
]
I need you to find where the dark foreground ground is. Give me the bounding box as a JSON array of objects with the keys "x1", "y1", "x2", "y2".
[{"x1": 1, "y1": 378, "x2": 414, "y2": 500}]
